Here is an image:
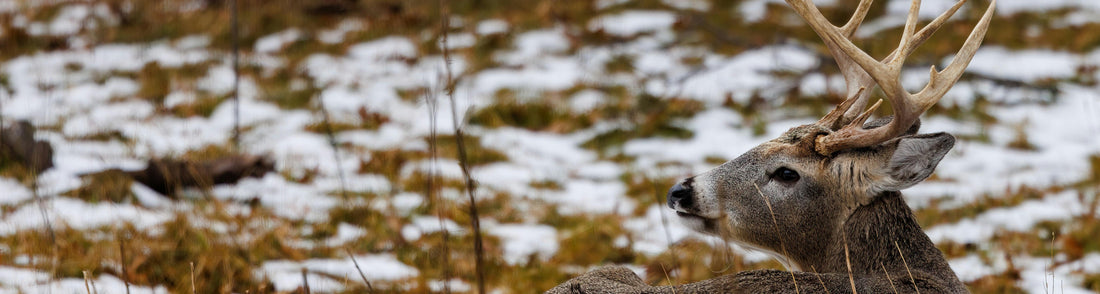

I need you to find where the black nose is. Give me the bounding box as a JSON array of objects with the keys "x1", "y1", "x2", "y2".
[{"x1": 667, "y1": 178, "x2": 694, "y2": 209}]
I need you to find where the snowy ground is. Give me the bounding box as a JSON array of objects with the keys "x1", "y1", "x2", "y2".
[{"x1": 1, "y1": 0, "x2": 1099, "y2": 293}]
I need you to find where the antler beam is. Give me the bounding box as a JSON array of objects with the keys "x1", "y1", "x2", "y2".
[{"x1": 788, "y1": 0, "x2": 996, "y2": 155}]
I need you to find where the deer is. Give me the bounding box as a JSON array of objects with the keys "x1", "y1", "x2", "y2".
[{"x1": 548, "y1": 0, "x2": 994, "y2": 293}]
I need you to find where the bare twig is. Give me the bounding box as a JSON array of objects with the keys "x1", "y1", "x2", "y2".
[
  {"x1": 302, "y1": 268, "x2": 312, "y2": 294},
  {"x1": 440, "y1": 2, "x2": 486, "y2": 292},
  {"x1": 426, "y1": 58, "x2": 452, "y2": 294},
  {"x1": 345, "y1": 248, "x2": 375, "y2": 292},
  {"x1": 230, "y1": 0, "x2": 241, "y2": 150},
  {"x1": 30, "y1": 166, "x2": 58, "y2": 276},
  {"x1": 319, "y1": 96, "x2": 349, "y2": 200}
]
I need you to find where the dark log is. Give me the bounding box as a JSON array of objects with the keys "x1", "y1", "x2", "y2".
[
  {"x1": 0, "y1": 120, "x2": 54, "y2": 173},
  {"x1": 126, "y1": 154, "x2": 275, "y2": 196}
]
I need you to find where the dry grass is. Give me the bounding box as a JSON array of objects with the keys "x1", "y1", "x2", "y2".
[{"x1": 0, "y1": 0, "x2": 1097, "y2": 293}]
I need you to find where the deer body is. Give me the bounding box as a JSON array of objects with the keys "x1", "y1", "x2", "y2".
[
  {"x1": 551, "y1": 123, "x2": 965, "y2": 293},
  {"x1": 552, "y1": 189, "x2": 964, "y2": 292},
  {"x1": 550, "y1": 0, "x2": 995, "y2": 293}
]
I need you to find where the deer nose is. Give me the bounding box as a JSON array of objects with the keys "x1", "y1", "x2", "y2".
[{"x1": 667, "y1": 179, "x2": 694, "y2": 209}]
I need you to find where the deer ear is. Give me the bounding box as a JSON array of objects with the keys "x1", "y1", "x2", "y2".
[{"x1": 875, "y1": 132, "x2": 955, "y2": 192}]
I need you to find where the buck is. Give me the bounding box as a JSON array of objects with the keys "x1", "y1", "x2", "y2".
[{"x1": 549, "y1": 0, "x2": 994, "y2": 293}]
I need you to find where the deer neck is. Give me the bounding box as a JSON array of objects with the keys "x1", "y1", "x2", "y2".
[{"x1": 790, "y1": 191, "x2": 955, "y2": 277}]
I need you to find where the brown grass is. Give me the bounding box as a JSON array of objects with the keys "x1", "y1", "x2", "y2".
[{"x1": 1, "y1": 0, "x2": 1097, "y2": 292}]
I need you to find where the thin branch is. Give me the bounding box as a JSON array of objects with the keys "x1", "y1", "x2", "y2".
[
  {"x1": 345, "y1": 248, "x2": 375, "y2": 292},
  {"x1": 230, "y1": 0, "x2": 241, "y2": 150},
  {"x1": 301, "y1": 268, "x2": 312, "y2": 294},
  {"x1": 426, "y1": 60, "x2": 453, "y2": 294},
  {"x1": 318, "y1": 96, "x2": 349, "y2": 200},
  {"x1": 440, "y1": 2, "x2": 486, "y2": 293}
]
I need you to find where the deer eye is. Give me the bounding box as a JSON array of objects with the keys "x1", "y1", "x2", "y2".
[{"x1": 772, "y1": 167, "x2": 800, "y2": 182}]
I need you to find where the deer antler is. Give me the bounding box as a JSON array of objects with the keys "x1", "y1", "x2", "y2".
[{"x1": 788, "y1": 0, "x2": 996, "y2": 155}]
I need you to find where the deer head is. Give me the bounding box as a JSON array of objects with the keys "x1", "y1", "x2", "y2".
[{"x1": 667, "y1": 0, "x2": 994, "y2": 272}]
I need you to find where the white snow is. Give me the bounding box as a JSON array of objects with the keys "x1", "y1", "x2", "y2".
[
  {"x1": 948, "y1": 254, "x2": 996, "y2": 283},
  {"x1": 259, "y1": 254, "x2": 417, "y2": 291},
  {"x1": 494, "y1": 28, "x2": 570, "y2": 64},
  {"x1": 325, "y1": 223, "x2": 366, "y2": 247},
  {"x1": 348, "y1": 36, "x2": 417, "y2": 61},
  {"x1": 995, "y1": 0, "x2": 1100, "y2": 15},
  {"x1": 680, "y1": 45, "x2": 819, "y2": 104},
  {"x1": 318, "y1": 19, "x2": 364, "y2": 44},
  {"x1": 588, "y1": 11, "x2": 677, "y2": 37},
  {"x1": 0, "y1": 198, "x2": 173, "y2": 236},
  {"x1": 0, "y1": 267, "x2": 168, "y2": 294},
  {"x1": 0, "y1": 178, "x2": 32, "y2": 205},
  {"x1": 440, "y1": 33, "x2": 476, "y2": 50},
  {"x1": 2, "y1": 1, "x2": 1099, "y2": 291},
  {"x1": 255, "y1": 29, "x2": 302, "y2": 53},
  {"x1": 926, "y1": 191, "x2": 1090, "y2": 244},
  {"x1": 477, "y1": 19, "x2": 509, "y2": 35},
  {"x1": 966, "y1": 47, "x2": 1080, "y2": 83},
  {"x1": 212, "y1": 174, "x2": 338, "y2": 222},
  {"x1": 488, "y1": 223, "x2": 559, "y2": 265}
]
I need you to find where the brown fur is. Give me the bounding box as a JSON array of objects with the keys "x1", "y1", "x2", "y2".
[{"x1": 549, "y1": 118, "x2": 964, "y2": 293}]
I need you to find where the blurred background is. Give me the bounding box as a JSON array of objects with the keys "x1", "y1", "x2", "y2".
[{"x1": 0, "y1": 0, "x2": 1098, "y2": 293}]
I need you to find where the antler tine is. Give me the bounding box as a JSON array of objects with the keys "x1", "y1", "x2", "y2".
[
  {"x1": 840, "y1": 0, "x2": 874, "y2": 37},
  {"x1": 914, "y1": 0, "x2": 995, "y2": 107},
  {"x1": 798, "y1": 0, "x2": 996, "y2": 155},
  {"x1": 906, "y1": 0, "x2": 967, "y2": 55},
  {"x1": 831, "y1": 0, "x2": 966, "y2": 126},
  {"x1": 895, "y1": 0, "x2": 923, "y2": 62},
  {"x1": 796, "y1": 0, "x2": 877, "y2": 129}
]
